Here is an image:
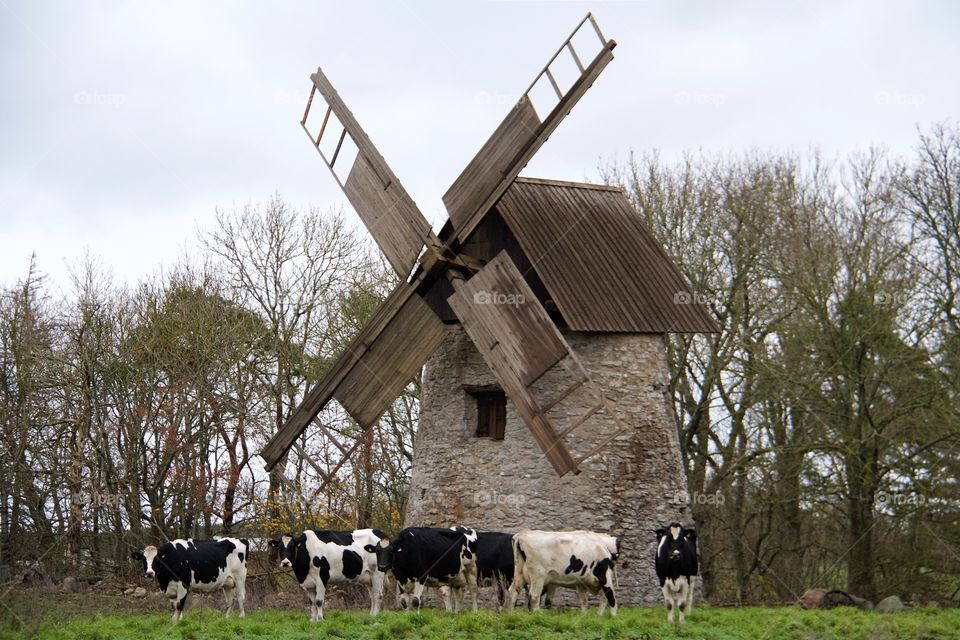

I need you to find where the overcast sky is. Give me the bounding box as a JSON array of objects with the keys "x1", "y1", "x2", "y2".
[{"x1": 2, "y1": 1, "x2": 957, "y2": 293}]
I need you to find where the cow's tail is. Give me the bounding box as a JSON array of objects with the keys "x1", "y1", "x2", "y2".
[{"x1": 511, "y1": 535, "x2": 526, "y2": 592}]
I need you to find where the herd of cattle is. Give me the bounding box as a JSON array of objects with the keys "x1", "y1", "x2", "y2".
[{"x1": 131, "y1": 523, "x2": 698, "y2": 624}]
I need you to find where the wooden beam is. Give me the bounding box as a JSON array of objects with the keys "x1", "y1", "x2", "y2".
[
  {"x1": 541, "y1": 374, "x2": 588, "y2": 414},
  {"x1": 557, "y1": 402, "x2": 603, "y2": 439},
  {"x1": 260, "y1": 282, "x2": 418, "y2": 469}
]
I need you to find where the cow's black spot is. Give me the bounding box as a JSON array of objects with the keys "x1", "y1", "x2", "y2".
[
  {"x1": 565, "y1": 555, "x2": 585, "y2": 575},
  {"x1": 315, "y1": 531, "x2": 354, "y2": 546},
  {"x1": 317, "y1": 556, "x2": 331, "y2": 586},
  {"x1": 342, "y1": 549, "x2": 363, "y2": 580}
]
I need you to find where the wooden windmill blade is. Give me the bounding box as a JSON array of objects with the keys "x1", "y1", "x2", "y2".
[
  {"x1": 446, "y1": 251, "x2": 584, "y2": 476},
  {"x1": 443, "y1": 13, "x2": 616, "y2": 245},
  {"x1": 260, "y1": 282, "x2": 447, "y2": 470},
  {"x1": 302, "y1": 68, "x2": 436, "y2": 277}
]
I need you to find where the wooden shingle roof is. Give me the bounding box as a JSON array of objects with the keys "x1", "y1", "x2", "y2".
[{"x1": 494, "y1": 177, "x2": 718, "y2": 333}]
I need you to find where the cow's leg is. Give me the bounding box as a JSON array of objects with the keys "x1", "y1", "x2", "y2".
[
  {"x1": 304, "y1": 585, "x2": 318, "y2": 621},
  {"x1": 223, "y1": 585, "x2": 235, "y2": 617},
  {"x1": 528, "y1": 577, "x2": 545, "y2": 613},
  {"x1": 543, "y1": 584, "x2": 556, "y2": 609},
  {"x1": 601, "y1": 568, "x2": 617, "y2": 617},
  {"x1": 315, "y1": 581, "x2": 327, "y2": 621},
  {"x1": 410, "y1": 582, "x2": 426, "y2": 611},
  {"x1": 677, "y1": 578, "x2": 688, "y2": 624},
  {"x1": 468, "y1": 567, "x2": 478, "y2": 611},
  {"x1": 174, "y1": 585, "x2": 188, "y2": 623},
  {"x1": 235, "y1": 576, "x2": 246, "y2": 618},
  {"x1": 663, "y1": 585, "x2": 674, "y2": 623},
  {"x1": 576, "y1": 585, "x2": 589, "y2": 612},
  {"x1": 506, "y1": 572, "x2": 527, "y2": 612},
  {"x1": 370, "y1": 571, "x2": 385, "y2": 616}
]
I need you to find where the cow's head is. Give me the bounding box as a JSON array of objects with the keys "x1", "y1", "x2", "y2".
[
  {"x1": 375, "y1": 537, "x2": 396, "y2": 573},
  {"x1": 130, "y1": 544, "x2": 163, "y2": 579},
  {"x1": 267, "y1": 533, "x2": 305, "y2": 569},
  {"x1": 656, "y1": 523, "x2": 695, "y2": 563}
]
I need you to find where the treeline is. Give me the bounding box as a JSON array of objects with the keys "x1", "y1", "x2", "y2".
[
  {"x1": 0, "y1": 198, "x2": 415, "y2": 576},
  {"x1": 601, "y1": 123, "x2": 960, "y2": 604},
  {"x1": 1, "y1": 125, "x2": 958, "y2": 605}
]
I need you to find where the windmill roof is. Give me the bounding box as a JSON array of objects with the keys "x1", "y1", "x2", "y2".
[{"x1": 494, "y1": 177, "x2": 718, "y2": 333}]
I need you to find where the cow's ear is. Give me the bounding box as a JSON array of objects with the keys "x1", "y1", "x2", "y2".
[
  {"x1": 655, "y1": 528, "x2": 666, "y2": 540},
  {"x1": 684, "y1": 529, "x2": 697, "y2": 542}
]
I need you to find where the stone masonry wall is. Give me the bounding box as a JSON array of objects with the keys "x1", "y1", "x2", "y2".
[{"x1": 404, "y1": 326, "x2": 693, "y2": 605}]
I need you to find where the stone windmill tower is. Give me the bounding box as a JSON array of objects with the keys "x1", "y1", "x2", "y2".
[{"x1": 261, "y1": 14, "x2": 718, "y2": 605}]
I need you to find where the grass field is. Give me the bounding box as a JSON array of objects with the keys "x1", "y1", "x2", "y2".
[{"x1": 1, "y1": 591, "x2": 958, "y2": 640}]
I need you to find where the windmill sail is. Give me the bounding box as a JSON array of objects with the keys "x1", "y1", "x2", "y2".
[
  {"x1": 446, "y1": 252, "x2": 582, "y2": 475},
  {"x1": 260, "y1": 283, "x2": 446, "y2": 470},
  {"x1": 442, "y1": 13, "x2": 616, "y2": 245},
  {"x1": 303, "y1": 68, "x2": 435, "y2": 277}
]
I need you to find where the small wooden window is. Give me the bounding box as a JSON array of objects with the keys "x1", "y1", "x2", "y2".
[{"x1": 473, "y1": 390, "x2": 506, "y2": 440}]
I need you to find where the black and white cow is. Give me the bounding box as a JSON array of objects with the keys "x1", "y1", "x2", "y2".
[
  {"x1": 506, "y1": 530, "x2": 618, "y2": 616},
  {"x1": 375, "y1": 526, "x2": 478, "y2": 612},
  {"x1": 131, "y1": 537, "x2": 248, "y2": 622},
  {"x1": 655, "y1": 523, "x2": 698, "y2": 624},
  {"x1": 474, "y1": 531, "x2": 515, "y2": 609},
  {"x1": 268, "y1": 528, "x2": 386, "y2": 620},
  {"x1": 538, "y1": 532, "x2": 619, "y2": 610}
]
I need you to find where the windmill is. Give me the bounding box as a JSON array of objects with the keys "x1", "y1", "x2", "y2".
[{"x1": 260, "y1": 13, "x2": 716, "y2": 488}]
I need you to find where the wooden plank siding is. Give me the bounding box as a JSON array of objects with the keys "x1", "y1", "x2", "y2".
[
  {"x1": 447, "y1": 252, "x2": 579, "y2": 475},
  {"x1": 496, "y1": 178, "x2": 720, "y2": 333}
]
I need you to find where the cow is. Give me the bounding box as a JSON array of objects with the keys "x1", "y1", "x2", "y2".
[
  {"x1": 655, "y1": 523, "x2": 698, "y2": 624},
  {"x1": 131, "y1": 537, "x2": 248, "y2": 622},
  {"x1": 268, "y1": 528, "x2": 386, "y2": 620},
  {"x1": 375, "y1": 526, "x2": 478, "y2": 612},
  {"x1": 539, "y1": 532, "x2": 619, "y2": 610},
  {"x1": 506, "y1": 530, "x2": 618, "y2": 616},
  {"x1": 474, "y1": 531, "x2": 515, "y2": 609}
]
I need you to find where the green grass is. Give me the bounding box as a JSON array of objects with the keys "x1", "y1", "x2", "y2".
[{"x1": 1, "y1": 593, "x2": 958, "y2": 640}]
